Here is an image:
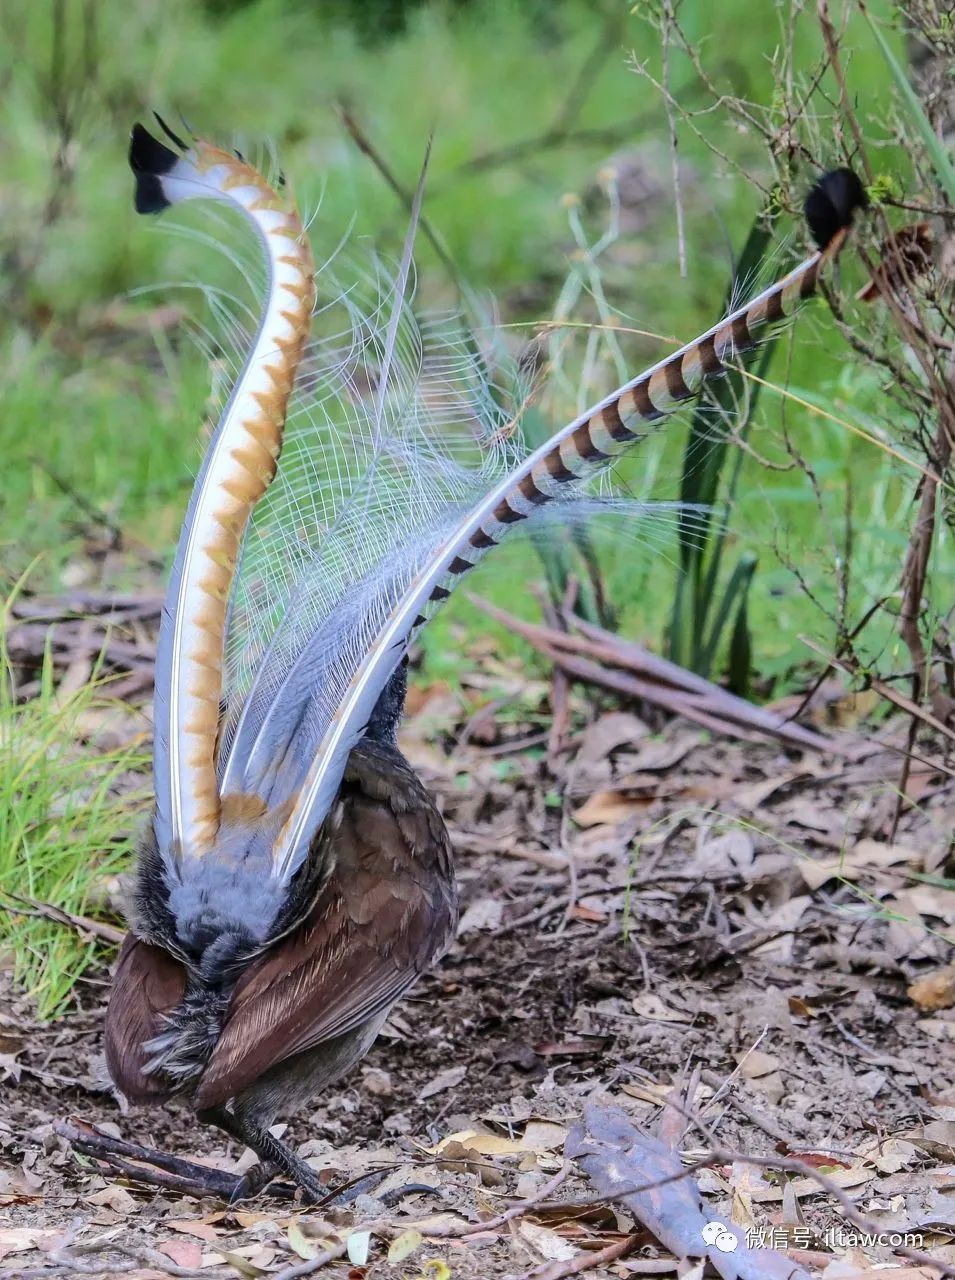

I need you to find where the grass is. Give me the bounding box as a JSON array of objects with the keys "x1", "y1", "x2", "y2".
[{"x1": 0, "y1": 595, "x2": 149, "y2": 1016}]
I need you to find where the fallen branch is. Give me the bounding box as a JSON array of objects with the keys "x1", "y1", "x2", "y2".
[
  {"x1": 0, "y1": 892, "x2": 125, "y2": 945},
  {"x1": 557, "y1": 1103, "x2": 955, "y2": 1278},
  {"x1": 565, "y1": 1104, "x2": 812, "y2": 1280},
  {"x1": 524, "y1": 1232, "x2": 640, "y2": 1279},
  {"x1": 471, "y1": 595, "x2": 835, "y2": 753}
]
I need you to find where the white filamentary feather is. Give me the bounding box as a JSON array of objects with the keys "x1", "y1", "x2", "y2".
[{"x1": 133, "y1": 123, "x2": 861, "y2": 939}]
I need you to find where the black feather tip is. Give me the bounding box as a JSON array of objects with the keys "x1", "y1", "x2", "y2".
[
  {"x1": 129, "y1": 122, "x2": 181, "y2": 214},
  {"x1": 804, "y1": 167, "x2": 868, "y2": 250}
]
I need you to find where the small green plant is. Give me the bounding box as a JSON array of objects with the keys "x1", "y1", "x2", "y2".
[
  {"x1": 667, "y1": 212, "x2": 778, "y2": 692},
  {"x1": 0, "y1": 593, "x2": 149, "y2": 1016}
]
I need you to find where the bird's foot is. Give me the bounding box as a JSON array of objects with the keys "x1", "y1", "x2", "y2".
[{"x1": 227, "y1": 1159, "x2": 281, "y2": 1205}]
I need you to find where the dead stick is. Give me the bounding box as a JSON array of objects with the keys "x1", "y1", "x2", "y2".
[{"x1": 524, "y1": 1233, "x2": 639, "y2": 1280}]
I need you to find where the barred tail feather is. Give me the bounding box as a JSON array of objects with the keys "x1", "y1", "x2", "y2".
[
  {"x1": 269, "y1": 172, "x2": 865, "y2": 881},
  {"x1": 131, "y1": 121, "x2": 316, "y2": 863}
]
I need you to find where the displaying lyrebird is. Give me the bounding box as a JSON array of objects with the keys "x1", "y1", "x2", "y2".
[{"x1": 74, "y1": 122, "x2": 864, "y2": 1201}]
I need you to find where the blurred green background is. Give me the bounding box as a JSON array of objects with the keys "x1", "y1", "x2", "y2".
[{"x1": 0, "y1": 0, "x2": 934, "y2": 690}]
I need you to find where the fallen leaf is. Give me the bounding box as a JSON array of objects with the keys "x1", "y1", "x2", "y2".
[
  {"x1": 571, "y1": 903, "x2": 607, "y2": 923},
  {"x1": 919, "y1": 1018, "x2": 955, "y2": 1043},
  {"x1": 694, "y1": 830, "x2": 754, "y2": 876},
  {"x1": 457, "y1": 897, "x2": 504, "y2": 934},
  {"x1": 519, "y1": 1121, "x2": 568, "y2": 1152},
  {"x1": 906, "y1": 1120, "x2": 955, "y2": 1160},
  {"x1": 909, "y1": 963, "x2": 955, "y2": 1012},
  {"x1": 418, "y1": 1064, "x2": 467, "y2": 1100},
  {"x1": 157, "y1": 1239, "x2": 203, "y2": 1268},
  {"x1": 86, "y1": 1185, "x2": 137, "y2": 1215},
  {"x1": 388, "y1": 1229, "x2": 423, "y2": 1263},
  {"x1": 287, "y1": 1221, "x2": 319, "y2": 1261},
  {"x1": 219, "y1": 1249, "x2": 268, "y2": 1277},
  {"x1": 0, "y1": 1228, "x2": 58, "y2": 1262},
  {"x1": 631, "y1": 993, "x2": 692, "y2": 1023},
  {"x1": 413, "y1": 1262, "x2": 451, "y2": 1280},
  {"x1": 167, "y1": 1220, "x2": 222, "y2": 1243},
  {"x1": 518, "y1": 1221, "x2": 576, "y2": 1261},
  {"x1": 573, "y1": 790, "x2": 646, "y2": 827},
  {"x1": 346, "y1": 1231, "x2": 371, "y2": 1265},
  {"x1": 533, "y1": 1039, "x2": 604, "y2": 1058},
  {"x1": 797, "y1": 838, "x2": 921, "y2": 890},
  {"x1": 736, "y1": 1049, "x2": 784, "y2": 1103}
]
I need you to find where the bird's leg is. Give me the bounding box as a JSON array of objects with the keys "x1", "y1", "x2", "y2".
[
  {"x1": 227, "y1": 1158, "x2": 281, "y2": 1205},
  {"x1": 198, "y1": 1108, "x2": 406, "y2": 1206},
  {"x1": 198, "y1": 1106, "x2": 329, "y2": 1203}
]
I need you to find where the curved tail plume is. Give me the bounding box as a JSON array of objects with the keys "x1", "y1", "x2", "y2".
[
  {"x1": 131, "y1": 120, "x2": 315, "y2": 864},
  {"x1": 268, "y1": 169, "x2": 866, "y2": 880}
]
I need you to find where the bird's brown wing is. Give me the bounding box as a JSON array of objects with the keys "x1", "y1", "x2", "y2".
[
  {"x1": 195, "y1": 743, "x2": 456, "y2": 1109},
  {"x1": 104, "y1": 935, "x2": 187, "y2": 1103}
]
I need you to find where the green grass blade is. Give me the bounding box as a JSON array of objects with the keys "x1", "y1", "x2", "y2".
[{"x1": 860, "y1": 3, "x2": 955, "y2": 202}]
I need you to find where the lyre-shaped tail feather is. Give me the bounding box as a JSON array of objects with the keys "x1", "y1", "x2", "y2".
[
  {"x1": 268, "y1": 169, "x2": 866, "y2": 880},
  {"x1": 131, "y1": 120, "x2": 316, "y2": 862}
]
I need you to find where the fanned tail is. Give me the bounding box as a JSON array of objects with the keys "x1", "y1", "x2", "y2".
[{"x1": 268, "y1": 168, "x2": 867, "y2": 880}]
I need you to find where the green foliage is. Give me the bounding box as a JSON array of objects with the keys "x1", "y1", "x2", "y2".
[
  {"x1": 667, "y1": 211, "x2": 777, "y2": 686},
  {"x1": 0, "y1": 594, "x2": 149, "y2": 1016},
  {"x1": 861, "y1": 2, "x2": 955, "y2": 203}
]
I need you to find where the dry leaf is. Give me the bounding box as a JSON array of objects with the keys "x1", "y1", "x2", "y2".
[
  {"x1": 631, "y1": 993, "x2": 692, "y2": 1023},
  {"x1": 518, "y1": 1221, "x2": 577, "y2": 1261},
  {"x1": 573, "y1": 790, "x2": 645, "y2": 827},
  {"x1": 418, "y1": 1064, "x2": 467, "y2": 1100},
  {"x1": 157, "y1": 1239, "x2": 203, "y2": 1268},
  {"x1": 520, "y1": 1121, "x2": 568, "y2": 1152},
  {"x1": 0, "y1": 1228, "x2": 58, "y2": 1262},
  {"x1": 909, "y1": 963, "x2": 955, "y2": 1012},
  {"x1": 457, "y1": 897, "x2": 504, "y2": 934},
  {"x1": 736, "y1": 1049, "x2": 784, "y2": 1103},
  {"x1": 798, "y1": 838, "x2": 921, "y2": 890},
  {"x1": 287, "y1": 1221, "x2": 319, "y2": 1261},
  {"x1": 694, "y1": 830, "x2": 755, "y2": 875},
  {"x1": 167, "y1": 1220, "x2": 223, "y2": 1243},
  {"x1": 413, "y1": 1261, "x2": 451, "y2": 1280},
  {"x1": 388, "y1": 1229, "x2": 424, "y2": 1263},
  {"x1": 919, "y1": 1018, "x2": 955, "y2": 1043},
  {"x1": 346, "y1": 1231, "x2": 371, "y2": 1265},
  {"x1": 906, "y1": 1120, "x2": 955, "y2": 1160},
  {"x1": 86, "y1": 1185, "x2": 137, "y2": 1215}
]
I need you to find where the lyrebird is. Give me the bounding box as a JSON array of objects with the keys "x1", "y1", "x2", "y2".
[{"x1": 62, "y1": 120, "x2": 864, "y2": 1202}]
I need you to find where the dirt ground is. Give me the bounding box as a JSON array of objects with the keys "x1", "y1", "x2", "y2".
[{"x1": 2, "y1": 666, "x2": 954, "y2": 1279}]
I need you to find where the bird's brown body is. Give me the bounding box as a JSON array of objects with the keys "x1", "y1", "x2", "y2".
[{"x1": 104, "y1": 739, "x2": 456, "y2": 1197}]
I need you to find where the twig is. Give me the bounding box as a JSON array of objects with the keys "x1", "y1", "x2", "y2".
[
  {"x1": 661, "y1": 0, "x2": 687, "y2": 278},
  {"x1": 524, "y1": 1233, "x2": 639, "y2": 1280},
  {"x1": 0, "y1": 893, "x2": 124, "y2": 945},
  {"x1": 699, "y1": 1068, "x2": 794, "y2": 1147},
  {"x1": 337, "y1": 104, "x2": 460, "y2": 283}
]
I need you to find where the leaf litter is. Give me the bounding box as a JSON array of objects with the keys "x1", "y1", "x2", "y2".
[{"x1": 1, "y1": 623, "x2": 953, "y2": 1278}]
